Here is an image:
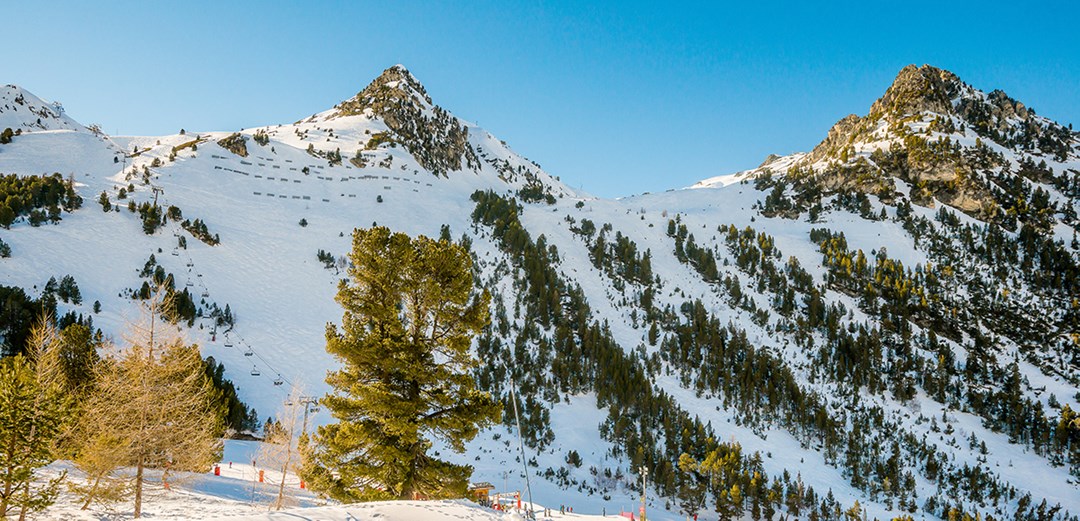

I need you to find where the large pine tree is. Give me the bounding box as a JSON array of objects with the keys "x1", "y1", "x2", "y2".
[{"x1": 302, "y1": 226, "x2": 499, "y2": 501}]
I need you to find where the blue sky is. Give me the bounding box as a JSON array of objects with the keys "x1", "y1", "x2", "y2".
[{"x1": 8, "y1": 1, "x2": 1078, "y2": 197}]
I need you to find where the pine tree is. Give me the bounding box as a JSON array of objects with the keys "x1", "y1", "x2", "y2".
[
  {"x1": 0, "y1": 356, "x2": 67, "y2": 518},
  {"x1": 302, "y1": 226, "x2": 499, "y2": 501},
  {"x1": 0, "y1": 318, "x2": 73, "y2": 519},
  {"x1": 676, "y1": 453, "x2": 707, "y2": 519},
  {"x1": 0, "y1": 203, "x2": 15, "y2": 229}
]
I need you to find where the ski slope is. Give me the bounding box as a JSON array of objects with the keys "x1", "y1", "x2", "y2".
[{"x1": 1, "y1": 65, "x2": 1078, "y2": 521}]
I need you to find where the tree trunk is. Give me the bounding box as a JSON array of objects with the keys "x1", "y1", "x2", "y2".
[
  {"x1": 134, "y1": 457, "x2": 144, "y2": 518},
  {"x1": 1, "y1": 473, "x2": 12, "y2": 517},
  {"x1": 276, "y1": 461, "x2": 287, "y2": 510},
  {"x1": 17, "y1": 480, "x2": 29, "y2": 521},
  {"x1": 80, "y1": 474, "x2": 102, "y2": 510},
  {"x1": 400, "y1": 441, "x2": 422, "y2": 500}
]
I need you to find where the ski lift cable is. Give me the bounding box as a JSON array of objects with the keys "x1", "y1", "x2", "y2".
[
  {"x1": 176, "y1": 252, "x2": 295, "y2": 390},
  {"x1": 226, "y1": 330, "x2": 294, "y2": 389},
  {"x1": 248, "y1": 346, "x2": 294, "y2": 388}
]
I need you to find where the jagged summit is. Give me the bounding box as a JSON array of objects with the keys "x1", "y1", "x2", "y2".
[
  {"x1": 804, "y1": 64, "x2": 969, "y2": 165},
  {"x1": 697, "y1": 63, "x2": 1078, "y2": 225},
  {"x1": 868, "y1": 64, "x2": 964, "y2": 119},
  {"x1": 804, "y1": 64, "x2": 1076, "y2": 166},
  {"x1": 217, "y1": 63, "x2": 565, "y2": 199},
  {"x1": 321, "y1": 65, "x2": 476, "y2": 176},
  {"x1": 335, "y1": 64, "x2": 434, "y2": 116}
]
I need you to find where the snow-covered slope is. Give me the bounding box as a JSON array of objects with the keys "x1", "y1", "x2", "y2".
[
  {"x1": 1, "y1": 64, "x2": 1078, "y2": 521},
  {"x1": 0, "y1": 84, "x2": 86, "y2": 133}
]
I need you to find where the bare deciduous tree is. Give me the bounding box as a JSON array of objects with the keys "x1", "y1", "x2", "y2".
[
  {"x1": 75, "y1": 289, "x2": 223, "y2": 518},
  {"x1": 256, "y1": 385, "x2": 306, "y2": 511}
]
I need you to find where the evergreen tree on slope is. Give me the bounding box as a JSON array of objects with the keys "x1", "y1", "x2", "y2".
[{"x1": 302, "y1": 226, "x2": 499, "y2": 501}]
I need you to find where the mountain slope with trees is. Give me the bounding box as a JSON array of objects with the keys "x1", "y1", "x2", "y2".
[{"x1": 0, "y1": 64, "x2": 1076, "y2": 520}]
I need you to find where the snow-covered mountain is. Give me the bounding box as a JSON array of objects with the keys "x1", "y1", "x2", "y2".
[
  {"x1": 0, "y1": 84, "x2": 86, "y2": 133},
  {"x1": 1, "y1": 64, "x2": 1078, "y2": 521}
]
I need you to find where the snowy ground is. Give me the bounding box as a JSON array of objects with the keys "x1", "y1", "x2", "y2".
[{"x1": 39, "y1": 440, "x2": 640, "y2": 521}]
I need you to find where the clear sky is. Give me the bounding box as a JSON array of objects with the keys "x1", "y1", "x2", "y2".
[{"x1": 7, "y1": 1, "x2": 1078, "y2": 198}]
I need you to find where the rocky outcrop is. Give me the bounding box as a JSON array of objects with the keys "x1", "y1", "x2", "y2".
[
  {"x1": 805, "y1": 114, "x2": 864, "y2": 165},
  {"x1": 867, "y1": 65, "x2": 962, "y2": 119},
  {"x1": 782, "y1": 65, "x2": 1057, "y2": 220},
  {"x1": 217, "y1": 133, "x2": 248, "y2": 158},
  {"x1": 332, "y1": 65, "x2": 476, "y2": 176},
  {"x1": 806, "y1": 65, "x2": 964, "y2": 166}
]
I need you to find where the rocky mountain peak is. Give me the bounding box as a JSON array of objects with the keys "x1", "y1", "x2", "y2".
[
  {"x1": 867, "y1": 64, "x2": 963, "y2": 119},
  {"x1": 769, "y1": 62, "x2": 1080, "y2": 224},
  {"x1": 329, "y1": 65, "x2": 477, "y2": 176},
  {"x1": 334, "y1": 65, "x2": 433, "y2": 119},
  {"x1": 802, "y1": 65, "x2": 968, "y2": 165}
]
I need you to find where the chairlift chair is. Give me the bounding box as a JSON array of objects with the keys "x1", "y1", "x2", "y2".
[
  {"x1": 273, "y1": 374, "x2": 283, "y2": 386},
  {"x1": 250, "y1": 366, "x2": 260, "y2": 377},
  {"x1": 201, "y1": 290, "x2": 209, "y2": 298},
  {"x1": 186, "y1": 281, "x2": 193, "y2": 287},
  {"x1": 244, "y1": 348, "x2": 253, "y2": 357}
]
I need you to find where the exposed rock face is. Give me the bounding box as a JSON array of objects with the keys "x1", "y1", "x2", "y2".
[
  {"x1": 867, "y1": 64, "x2": 962, "y2": 119},
  {"x1": 336, "y1": 65, "x2": 433, "y2": 115},
  {"x1": 804, "y1": 114, "x2": 863, "y2": 165},
  {"x1": 217, "y1": 133, "x2": 248, "y2": 157},
  {"x1": 332, "y1": 65, "x2": 477, "y2": 176},
  {"x1": 806, "y1": 65, "x2": 963, "y2": 165},
  {"x1": 788, "y1": 64, "x2": 1077, "y2": 220},
  {"x1": 757, "y1": 154, "x2": 782, "y2": 169}
]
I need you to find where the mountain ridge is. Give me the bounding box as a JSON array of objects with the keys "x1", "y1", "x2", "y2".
[
  {"x1": 697, "y1": 64, "x2": 1079, "y2": 223},
  {"x1": 1, "y1": 64, "x2": 1078, "y2": 521}
]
